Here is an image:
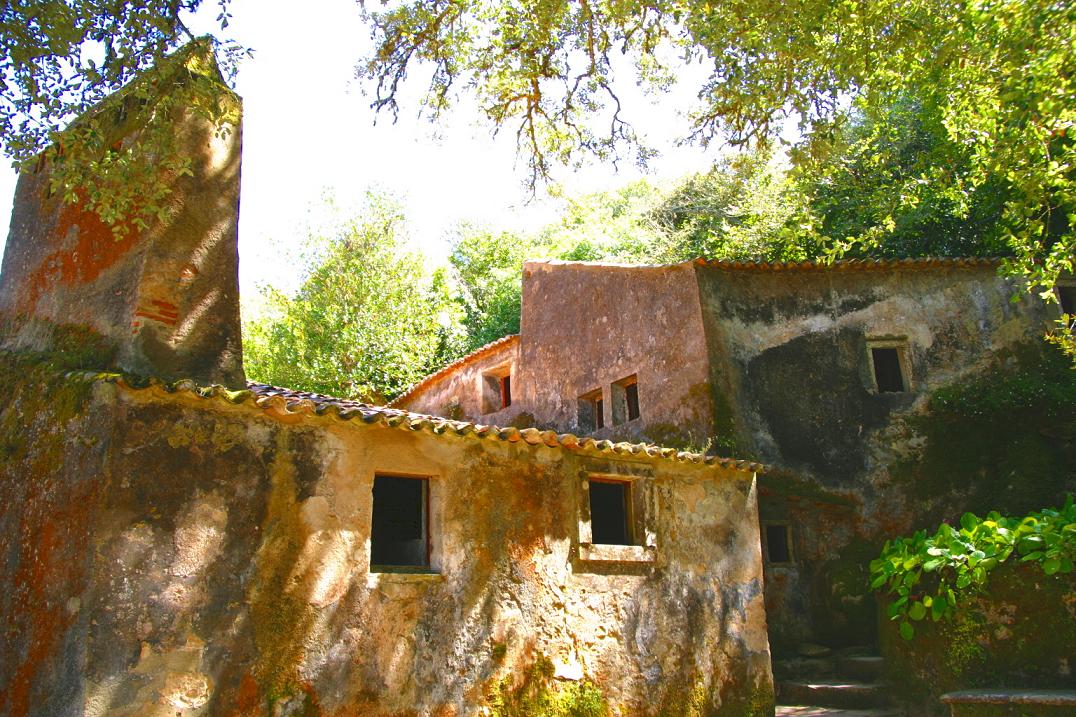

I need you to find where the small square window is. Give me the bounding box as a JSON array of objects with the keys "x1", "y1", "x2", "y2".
[
  {"x1": 763, "y1": 523, "x2": 793, "y2": 565},
  {"x1": 588, "y1": 479, "x2": 632, "y2": 546},
  {"x1": 611, "y1": 374, "x2": 641, "y2": 425},
  {"x1": 866, "y1": 339, "x2": 911, "y2": 393},
  {"x1": 371, "y1": 475, "x2": 429, "y2": 570},
  {"x1": 577, "y1": 389, "x2": 604, "y2": 432},
  {"x1": 1058, "y1": 285, "x2": 1075, "y2": 315},
  {"x1": 481, "y1": 366, "x2": 512, "y2": 413}
]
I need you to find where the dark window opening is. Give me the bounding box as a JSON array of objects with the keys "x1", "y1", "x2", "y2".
[
  {"x1": 765, "y1": 524, "x2": 792, "y2": 564},
  {"x1": 625, "y1": 382, "x2": 640, "y2": 421},
  {"x1": 1059, "y1": 286, "x2": 1076, "y2": 316},
  {"x1": 577, "y1": 390, "x2": 604, "y2": 433},
  {"x1": 589, "y1": 480, "x2": 632, "y2": 546},
  {"x1": 500, "y1": 375, "x2": 512, "y2": 409},
  {"x1": 872, "y1": 347, "x2": 906, "y2": 393},
  {"x1": 612, "y1": 375, "x2": 640, "y2": 425},
  {"x1": 371, "y1": 475, "x2": 429, "y2": 569},
  {"x1": 482, "y1": 368, "x2": 512, "y2": 414}
]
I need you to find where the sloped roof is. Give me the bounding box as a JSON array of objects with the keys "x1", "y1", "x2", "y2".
[
  {"x1": 389, "y1": 334, "x2": 520, "y2": 407},
  {"x1": 693, "y1": 257, "x2": 1002, "y2": 272},
  {"x1": 69, "y1": 371, "x2": 767, "y2": 473},
  {"x1": 527, "y1": 257, "x2": 1001, "y2": 272}
]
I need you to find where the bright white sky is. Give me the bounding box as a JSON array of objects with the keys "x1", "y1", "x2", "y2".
[{"x1": 0, "y1": 0, "x2": 725, "y2": 296}]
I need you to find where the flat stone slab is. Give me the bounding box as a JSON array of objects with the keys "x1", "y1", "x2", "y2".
[
  {"x1": 777, "y1": 707, "x2": 902, "y2": 717},
  {"x1": 778, "y1": 680, "x2": 889, "y2": 710},
  {"x1": 940, "y1": 689, "x2": 1076, "y2": 706}
]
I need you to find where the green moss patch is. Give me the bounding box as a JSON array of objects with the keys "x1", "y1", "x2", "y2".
[
  {"x1": 486, "y1": 656, "x2": 608, "y2": 717},
  {"x1": 893, "y1": 343, "x2": 1076, "y2": 517}
]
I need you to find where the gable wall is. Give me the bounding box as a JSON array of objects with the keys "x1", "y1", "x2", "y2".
[{"x1": 516, "y1": 261, "x2": 715, "y2": 447}]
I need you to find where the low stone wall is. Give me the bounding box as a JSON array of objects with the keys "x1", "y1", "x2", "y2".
[
  {"x1": 0, "y1": 356, "x2": 774, "y2": 717},
  {"x1": 879, "y1": 562, "x2": 1076, "y2": 717}
]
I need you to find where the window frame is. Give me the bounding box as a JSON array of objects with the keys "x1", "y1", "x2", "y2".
[
  {"x1": 480, "y1": 363, "x2": 513, "y2": 414},
  {"x1": 865, "y1": 337, "x2": 913, "y2": 393},
  {"x1": 577, "y1": 388, "x2": 605, "y2": 432},
  {"x1": 761, "y1": 521, "x2": 794, "y2": 566},
  {"x1": 369, "y1": 473, "x2": 434, "y2": 574},
  {"x1": 611, "y1": 374, "x2": 641, "y2": 425},
  {"x1": 577, "y1": 472, "x2": 656, "y2": 564}
]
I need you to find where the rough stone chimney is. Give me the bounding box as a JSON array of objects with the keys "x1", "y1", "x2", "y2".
[{"x1": 0, "y1": 40, "x2": 245, "y2": 387}]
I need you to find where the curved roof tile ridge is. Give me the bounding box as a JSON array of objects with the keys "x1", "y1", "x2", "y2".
[
  {"x1": 693, "y1": 256, "x2": 1002, "y2": 271},
  {"x1": 389, "y1": 334, "x2": 520, "y2": 407},
  {"x1": 64, "y1": 370, "x2": 767, "y2": 473}
]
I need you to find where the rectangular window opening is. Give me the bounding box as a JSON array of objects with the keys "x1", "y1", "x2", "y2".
[
  {"x1": 371, "y1": 475, "x2": 429, "y2": 570},
  {"x1": 871, "y1": 347, "x2": 906, "y2": 393},
  {"x1": 625, "y1": 382, "x2": 640, "y2": 421},
  {"x1": 764, "y1": 523, "x2": 792, "y2": 564},
  {"x1": 577, "y1": 389, "x2": 604, "y2": 433},
  {"x1": 589, "y1": 480, "x2": 632, "y2": 546},
  {"x1": 611, "y1": 374, "x2": 641, "y2": 425},
  {"x1": 1058, "y1": 285, "x2": 1075, "y2": 317},
  {"x1": 481, "y1": 366, "x2": 512, "y2": 414},
  {"x1": 500, "y1": 375, "x2": 512, "y2": 409}
]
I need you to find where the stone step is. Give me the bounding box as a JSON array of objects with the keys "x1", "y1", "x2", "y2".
[
  {"x1": 835, "y1": 654, "x2": 884, "y2": 681},
  {"x1": 773, "y1": 656, "x2": 838, "y2": 679},
  {"x1": 777, "y1": 681, "x2": 891, "y2": 710},
  {"x1": 776, "y1": 707, "x2": 902, "y2": 717}
]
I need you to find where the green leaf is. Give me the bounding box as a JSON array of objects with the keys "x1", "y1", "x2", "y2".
[
  {"x1": 1043, "y1": 557, "x2": 1061, "y2": 575},
  {"x1": 960, "y1": 513, "x2": 979, "y2": 532},
  {"x1": 899, "y1": 621, "x2": 915, "y2": 640},
  {"x1": 908, "y1": 602, "x2": 927, "y2": 621}
]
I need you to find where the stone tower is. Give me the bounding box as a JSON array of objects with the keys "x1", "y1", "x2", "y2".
[{"x1": 0, "y1": 40, "x2": 245, "y2": 387}]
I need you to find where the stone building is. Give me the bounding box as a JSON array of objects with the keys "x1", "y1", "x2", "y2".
[
  {"x1": 0, "y1": 40, "x2": 245, "y2": 388},
  {"x1": 0, "y1": 45, "x2": 776, "y2": 716},
  {"x1": 394, "y1": 258, "x2": 1068, "y2": 649},
  {"x1": 0, "y1": 364, "x2": 773, "y2": 716}
]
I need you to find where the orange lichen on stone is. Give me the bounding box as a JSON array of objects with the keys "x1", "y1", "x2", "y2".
[
  {"x1": 19, "y1": 193, "x2": 141, "y2": 314},
  {"x1": 4, "y1": 494, "x2": 92, "y2": 717}
]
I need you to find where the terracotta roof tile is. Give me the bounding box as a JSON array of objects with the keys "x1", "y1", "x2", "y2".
[
  {"x1": 693, "y1": 257, "x2": 1002, "y2": 272},
  {"x1": 527, "y1": 257, "x2": 1001, "y2": 272},
  {"x1": 67, "y1": 371, "x2": 767, "y2": 474}
]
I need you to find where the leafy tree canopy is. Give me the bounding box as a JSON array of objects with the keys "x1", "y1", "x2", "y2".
[
  {"x1": 1, "y1": 1, "x2": 245, "y2": 232},
  {"x1": 361, "y1": 0, "x2": 1075, "y2": 301},
  {"x1": 792, "y1": 94, "x2": 1014, "y2": 260},
  {"x1": 243, "y1": 193, "x2": 460, "y2": 401}
]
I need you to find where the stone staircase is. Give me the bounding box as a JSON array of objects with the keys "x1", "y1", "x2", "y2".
[{"x1": 774, "y1": 646, "x2": 902, "y2": 717}]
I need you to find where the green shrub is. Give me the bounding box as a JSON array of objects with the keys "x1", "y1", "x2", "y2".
[{"x1": 870, "y1": 496, "x2": 1076, "y2": 639}]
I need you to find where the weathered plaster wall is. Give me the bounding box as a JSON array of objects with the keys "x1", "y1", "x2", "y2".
[
  {"x1": 694, "y1": 262, "x2": 1058, "y2": 648},
  {"x1": 517, "y1": 261, "x2": 716, "y2": 448},
  {"x1": 396, "y1": 336, "x2": 522, "y2": 424},
  {"x1": 0, "y1": 360, "x2": 773, "y2": 717},
  {"x1": 0, "y1": 55, "x2": 244, "y2": 388}
]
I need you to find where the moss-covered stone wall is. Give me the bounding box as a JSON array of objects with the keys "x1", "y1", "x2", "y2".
[
  {"x1": 694, "y1": 263, "x2": 1068, "y2": 650},
  {"x1": 0, "y1": 358, "x2": 773, "y2": 717},
  {"x1": 878, "y1": 562, "x2": 1076, "y2": 716}
]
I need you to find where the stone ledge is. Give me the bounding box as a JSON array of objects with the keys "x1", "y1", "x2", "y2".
[
  {"x1": 366, "y1": 571, "x2": 444, "y2": 585},
  {"x1": 578, "y1": 543, "x2": 656, "y2": 563},
  {"x1": 940, "y1": 690, "x2": 1076, "y2": 706}
]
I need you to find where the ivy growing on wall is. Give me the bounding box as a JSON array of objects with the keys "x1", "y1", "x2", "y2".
[{"x1": 870, "y1": 496, "x2": 1076, "y2": 640}]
